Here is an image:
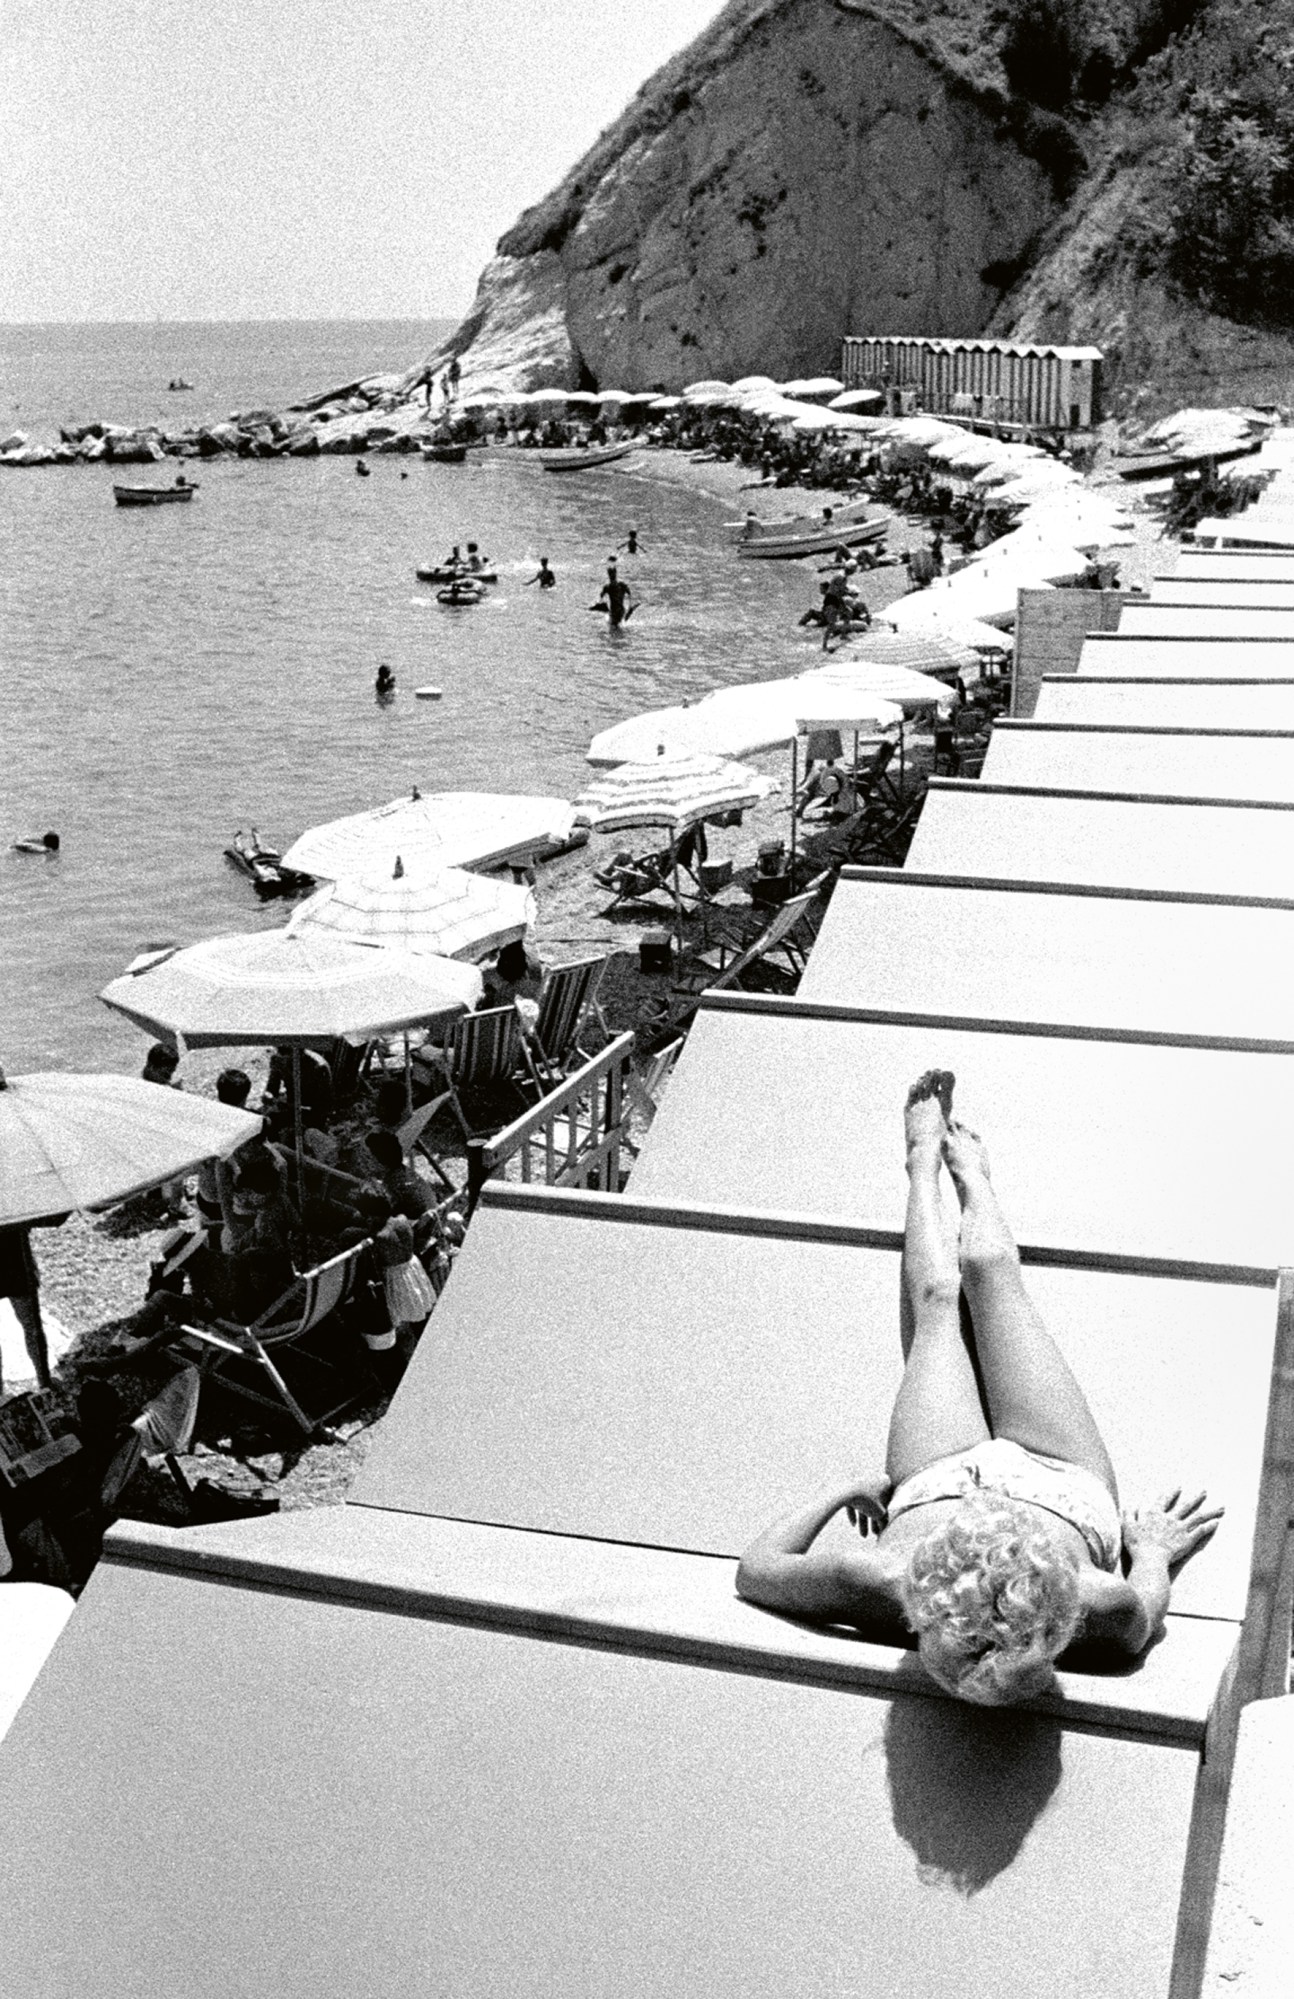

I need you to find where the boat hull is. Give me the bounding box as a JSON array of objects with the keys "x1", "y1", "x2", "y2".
[
  {"x1": 113, "y1": 485, "x2": 197, "y2": 506},
  {"x1": 538, "y1": 444, "x2": 633, "y2": 472},
  {"x1": 417, "y1": 566, "x2": 498, "y2": 585},
  {"x1": 736, "y1": 515, "x2": 891, "y2": 559}
]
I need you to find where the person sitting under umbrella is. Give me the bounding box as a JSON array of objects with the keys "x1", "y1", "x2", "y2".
[{"x1": 0, "y1": 1224, "x2": 52, "y2": 1393}]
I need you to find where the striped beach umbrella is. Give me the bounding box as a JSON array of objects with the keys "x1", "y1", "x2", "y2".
[
  {"x1": 280, "y1": 791, "x2": 577, "y2": 882},
  {"x1": 100, "y1": 929, "x2": 482, "y2": 1050},
  {"x1": 572, "y1": 753, "x2": 778, "y2": 836},
  {"x1": 838, "y1": 628, "x2": 980, "y2": 677},
  {"x1": 289, "y1": 860, "x2": 536, "y2": 963}
]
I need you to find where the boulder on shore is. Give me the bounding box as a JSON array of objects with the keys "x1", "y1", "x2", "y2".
[{"x1": 0, "y1": 431, "x2": 29, "y2": 454}]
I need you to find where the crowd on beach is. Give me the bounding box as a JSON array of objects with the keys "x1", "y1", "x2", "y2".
[{"x1": 7, "y1": 357, "x2": 1189, "y2": 1593}]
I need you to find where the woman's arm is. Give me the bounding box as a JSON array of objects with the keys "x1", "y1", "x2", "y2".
[
  {"x1": 735, "y1": 1476, "x2": 899, "y2": 1625},
  {"x1": 1083, "y1": 1488, "x2": 1224, "y2": 1655}
]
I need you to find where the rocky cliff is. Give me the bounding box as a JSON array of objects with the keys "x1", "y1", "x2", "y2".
[{"x1": 433, "y1": 0, "x2": 1294, "y2": 411}]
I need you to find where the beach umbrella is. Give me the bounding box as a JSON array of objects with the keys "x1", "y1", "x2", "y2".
[
  {"x1": 799, "y1": 659, "x2": 952, "y2": 715},
  {"x1": 100, "y1": 929, "x2": 482, "y2": 1051},
  {"x1": 682, "y1": 379, "x2": 730, "y2": 399},
  {"x1": 586, "y1": 676, "x2": 900, "y2": 768},
  {"x1": 288, "y1": 859, "x2": 536, "y2": 963},
  {"x1": 572, "y1": 753, "x2": 778, "y2": 836},
  {"x1": 280, "y1": 791, "x2": 577, "y2": 881},
  {"x1": 730, "y1": 375, "x2": 779, "y2": 393},
  {"x1": 778, "y1": 377, "x2": 844, "y2": 400},
  {"x1": 790, "y1": 406, "x2": 876, "y2": 433},
  {"x1": 887, "y1": 572, "x2": 1050, "y2": 632},
  {"x1": 828, "y1": 389, "x2": 883, "y2": 410},
  {"x1": 0, "y1": 1069, "x2": 263, "y2": 1228},
  {"x1": 877, "y1": 606, "x2": 1015, "y2": 654},
  {"x1": 836, "y1": 627, "x2": 980, "y2": 678},
  {"x1": 644, "y1": 396, "x2": 681, "y2": 411}
]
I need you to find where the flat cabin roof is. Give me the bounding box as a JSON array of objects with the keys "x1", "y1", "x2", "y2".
[
  {"x1": 349, "y1": 1191, "x2": 1276, "y2": 1627},
  {"x1": 1175, "y1": 551, "x2": 1294, "y2": 582},
  {"x1": 903, "y1": 778, "x2": 1294, "y2": 899},
  {"x1": 797, "y1": 869, "x2": 1294, "y2": 1040},
  {"x1": 981, "y1": 721, "x2": 1294, "y2": 803},
  {"x1": 1191, "y1": 517, "x2": 1294, "y2": 549},
  {"x1": 1151, "y1": 580, "x2": 1294, "y2": 607},
  {"x1": 1119, "y1": 605, "x2": 1294, "y2": 639},
  {"x1": 1078, "y1": 636, "x2": 1294, "y2": 678},
  {"x1": 1034, "y1": 678, "x2": 1294, "y2": 729},
  {"x1": 627, "y1": 1001, "x2": 1294, "y2": 1270},
  {"x1": 0, "y1": 1553, "x2": 1200, "y2": 1999}
]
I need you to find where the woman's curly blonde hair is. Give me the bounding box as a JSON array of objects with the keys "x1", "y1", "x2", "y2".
[{"x1": 899, "y1": 1494, "x2": 1082, "y2": 1705}]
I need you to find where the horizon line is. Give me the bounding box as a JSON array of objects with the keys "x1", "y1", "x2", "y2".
[{"x1": 0, "y1": 312, "x2": 466, "y2": 330}]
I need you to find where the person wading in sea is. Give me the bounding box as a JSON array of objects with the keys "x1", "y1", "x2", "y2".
[{"x1": 591, "y1": 562, "x2": 635, "y2": 630}]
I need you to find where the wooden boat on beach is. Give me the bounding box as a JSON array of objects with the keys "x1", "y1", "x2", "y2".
[
  {"x1": 538, "y1": 443, "x2": 634, "y2": 472},
  {"x1": 736, "y1": 513, "x2": 892, "y2": 560},
  {"x1": 113, "y1": 482, "x2": 198, "y2": 507},
  {"x1": 726, "y1": 492, "x2": 877, "y2": 536}
]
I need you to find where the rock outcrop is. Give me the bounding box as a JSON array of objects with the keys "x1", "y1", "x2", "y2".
[
  {"x1": 433, "y1": 0, "x2": 1071, "y2": 396},
  {"x1": 430, "y1": 0, "x2": 1294, "y2": 412}
]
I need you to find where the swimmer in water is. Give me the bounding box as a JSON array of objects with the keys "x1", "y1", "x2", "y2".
[
  {"x1": 356, "y1": 458, "x2": 371, "y2": 477},
  {"x1": 617, "y1": 528, "x2": 642, "y2": 555},
  {"x1": 12, "y1": 831, "x2": 59, "y2": 855},
  {"x1": 526, "y1": 557, "x2": 557, "y2": 589},
  {"x1": 375, "y1": 664, "x2": 396, "y2": 697},
  {"x1": 591, "y1": 562, "x2": 635, "y2": 630}
]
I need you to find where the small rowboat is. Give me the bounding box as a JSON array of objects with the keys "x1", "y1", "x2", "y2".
[
  {"x1": 538, "y1": 443, "x2": 634, "y2": 472},
  {"x1": 437, "y1": 580, "x2": 486, "y2": 606},
  {"x1": 422, "y1": 442, "x2": 468, "y2": 464},
  {"x1": 736, "y1": 514, "x2": 891, "y2": 560},
  {"x1": 726, "y1": 493, "x2": 877, "y2": 535},
  {"x1": 113, "y1": 482, "x2": 198, "y2": 507},
  {"x1": 417, "y1": 564, "x2": 498, "y2": 585}
]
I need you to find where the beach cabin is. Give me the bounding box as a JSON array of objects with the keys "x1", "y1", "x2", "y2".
[{"x1": 840, "y1": 336, "x2": 1103, "y2": 431}]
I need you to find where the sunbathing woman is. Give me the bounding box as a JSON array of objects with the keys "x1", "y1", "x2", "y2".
[{"x1": 736, "y1": 1071, "x2": 1223, "y2": 1705}]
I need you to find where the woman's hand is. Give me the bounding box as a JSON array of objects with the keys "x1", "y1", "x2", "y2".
[
  {"x1": 1123, "y1": 1488, "x2": 1224, "y2": 1569},
  {"x1": 844, "y1": 1478, "x2": 891, "y2": 1538}
]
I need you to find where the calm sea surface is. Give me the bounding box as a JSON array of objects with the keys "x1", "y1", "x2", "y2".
[{"x1": 1, "y1": 320, "x2": 813, "y2": 1071}]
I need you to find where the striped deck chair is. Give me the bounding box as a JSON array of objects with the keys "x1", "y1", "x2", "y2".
[
  {"x1": 431, "y1": 1005, "x2": 543, "y2": 1144},
  {"x1": 168, "y1": 1241, "x2": 369, "y2": 1436},
  {"x1": 530, "y1": 955, "x2": 609, "y2": 1088},
  {"x1": 682, "y1": 878, "x2": 827, "y2": 994}
]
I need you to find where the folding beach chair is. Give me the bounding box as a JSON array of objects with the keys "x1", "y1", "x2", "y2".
[
  {"x1": 530, "y1": 956, "x2": 609, "y2": 1088},
  {"x1": 167, "y1": 1241, "x2": 371, "y2": 1436},
  {"x1": 592, "y1": 846, "x2": 687, "y2": 917},
  {"x1": 681, "y1": 878, "x2": 827, "y2": 993},
  {"x1": 417, "y1": 1005, "x2": 543, "y2": 1147},
  {"x1": 625, "y1": 1036, "x2": 686, "y2": 1157}
]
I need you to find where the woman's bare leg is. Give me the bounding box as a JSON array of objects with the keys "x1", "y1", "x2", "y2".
[
  {"x1": 942, "y1": 1120, "x2": 1117, "y2": 1497},
  {"x1": 886, "y1": 1074, "x2": 989, "y2": 1485}
]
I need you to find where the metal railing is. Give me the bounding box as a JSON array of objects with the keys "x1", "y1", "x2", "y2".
[{"x1": 467, "y1": 1033, "x2": 636, "y2": 1210}]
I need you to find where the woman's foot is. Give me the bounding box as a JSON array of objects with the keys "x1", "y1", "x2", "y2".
[
  {"x1": 905, "y1": 1070, "x2": 955, "y2": 1161},
  {"x1": 942, "y1": 1118, "x2": 991, "y2": 1195}
]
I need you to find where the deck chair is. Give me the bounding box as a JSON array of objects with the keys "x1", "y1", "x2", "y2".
[
  {"x1": 682, "y1": 878, "x2": 827, "y2": 993},
  {"x1": 418, "y1": 1005, "x2": 543, "y2": 1146},
  {"x1": 530, "y1": 956, "x2": 609, "y2": 1087},
  {"x1": 592, "y1": 846, "x2": 686, "y2": 916},
  {"x1": 168, "y1": 1241, "x2": 370, "y2": 1436},
  {"x1": 625, "y1": 1036, "x2": 686, "y2": 1156}
]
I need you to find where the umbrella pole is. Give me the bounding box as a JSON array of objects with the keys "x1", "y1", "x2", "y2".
[
  {"x1": 790, "y1": 737, "x2": 798, "y2": 877},
  {"x1": 403, "y1": 1031, "x2": 414, "y2": 1117},
  {"x1": 292, "y1": 1046, "x2": 305, "y2": 1210}
]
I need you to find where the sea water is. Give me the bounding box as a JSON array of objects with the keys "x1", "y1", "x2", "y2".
[{"x1": 0, "y1": 321, "x2": 814, "y2": 1070}]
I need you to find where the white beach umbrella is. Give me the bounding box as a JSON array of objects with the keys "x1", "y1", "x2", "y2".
[
  {"x1": 682, "y1": 379, "x2": 731, "y2": 399},
  {"x1": 790, "y1": 406, "x2": 876, "y2": 433},
  {"x1": 831, "y1": 627, "x2": 980, "y2": 677},
  {"x1": 778, "y1": 377, "x2": 844, "y2": 400},
  {"x1": 587, "y1": 676, "x2": 900, "y2": 767},
  {"x1": 280, "y1": 791, "x2": 577, "y2": 881},
  {"x1": 0, "y1": 1070, "x2": 264, "y2": 1228},
  {"x1": 289, "y1": 860, "x2": 535, "y2": 963},
  {"x1": 99, "y1": 929, "x2": 482, "y2": 1050},
  {"x1": 827, "y1": 389, "x2": 883, "y2": 410},
  {"x1": 887, "y1": 573, "x2": 1051, "y2": 632},
  {"x1": 877, "y1": 606, "x2": 1014, "y2": 653},
  {"x1": 730, "y1": 375, "x2": 779, "y2": 393},
  {"x1": 799, "y1": 660, "x2": 952, "y2": 715},
  {"x1": 572, "y1": 753, "x2": 778, "y2": 835}
]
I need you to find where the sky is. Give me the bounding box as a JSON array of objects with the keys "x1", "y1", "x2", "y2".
[{"x1": 0, "y1": 0, "x2": 729, "y2": 323}]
